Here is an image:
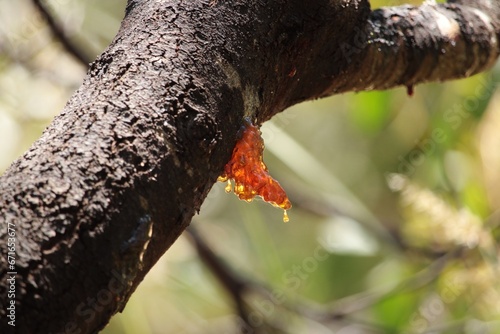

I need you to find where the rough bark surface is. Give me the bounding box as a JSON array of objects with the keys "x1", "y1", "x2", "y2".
[{"x1": 0, "y1": 0, "x2": 498, "y2": 333}]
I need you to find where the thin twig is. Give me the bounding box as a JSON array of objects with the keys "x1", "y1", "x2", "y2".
[
  {"x1": 186, "y1": 226, "x2": 470, "y2": 334},
  {"x1": 31, "y1": 0, "x2": 91, "y2": 66},
  {"x1": 318, "y1": 247, "x2": 465, "y2": 321},
  {"x1": 185, "y1": 226, "x2": 253, "y2": 332}
]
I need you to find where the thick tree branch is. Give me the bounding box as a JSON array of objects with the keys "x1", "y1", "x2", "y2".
[
  {"x1": 327, "y1": 0, "x2": 500, "y2": 95},
  {"x1": 0, "y1": 0, "x2": 498, "y2": 333}
]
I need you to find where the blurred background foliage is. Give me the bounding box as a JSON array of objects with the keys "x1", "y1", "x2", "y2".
[{"x1": 1, "y1": 0, "x2": 500, "y2": 333}]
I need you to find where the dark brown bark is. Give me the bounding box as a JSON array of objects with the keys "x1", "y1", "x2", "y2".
[{"x1": 0, "y1": 0, "x2": 498, "y2": 333}]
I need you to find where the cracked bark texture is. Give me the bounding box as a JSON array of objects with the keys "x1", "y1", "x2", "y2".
[{"x1": 0, "y1": 0, "x2": 498, "y2": 333}]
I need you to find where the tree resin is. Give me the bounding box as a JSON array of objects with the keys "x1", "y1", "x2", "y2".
[{"x1": 218, "y1": 120, "x2": 291, "y2": 222}]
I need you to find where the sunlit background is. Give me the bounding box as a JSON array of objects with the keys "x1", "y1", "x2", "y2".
[{"x1": 1, "y1": 0, "x2": 499, "y2": 333}]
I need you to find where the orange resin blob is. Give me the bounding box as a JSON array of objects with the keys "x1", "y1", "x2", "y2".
[{"x1": 218, "y1": 121, "x2": 292, "y2": 222}]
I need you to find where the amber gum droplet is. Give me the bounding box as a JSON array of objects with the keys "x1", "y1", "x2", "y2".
[
  {"x1": 224, "y1": 180, "x2": 232, "y2": 193},
  {"x1": 218, "y1": 119, "x2": 292, "y2": 222},
  {"x1": 283, "y1": 210, "x2": 289, "y2": 223}
]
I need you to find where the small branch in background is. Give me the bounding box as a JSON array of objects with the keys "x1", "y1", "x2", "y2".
[
  {"x1": 316, "y1": 247, "x2": 465, "y2": 323},
  {"x1": 186, "y1": 225, "x2": 466, "y2": 333},
  {"x1": 185, "y1": 226, "x2": 253, "y2": 333},
  {"x1": 31, "y1": 0, "x2": 92, "y2": 66},
  {"x1": 185, "y1": 226, "x2": 338, "y2": 333}
]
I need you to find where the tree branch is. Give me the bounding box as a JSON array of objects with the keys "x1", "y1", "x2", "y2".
[
  {"x1": 185, "y1": 227, "x2": 251, "y2": 331},
  {"x1": 0, "y1": 0, "x2": 498, "y2": 333},
  {"x1": 326, "y1": 0, "x2": 500, "y2": 95}
]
